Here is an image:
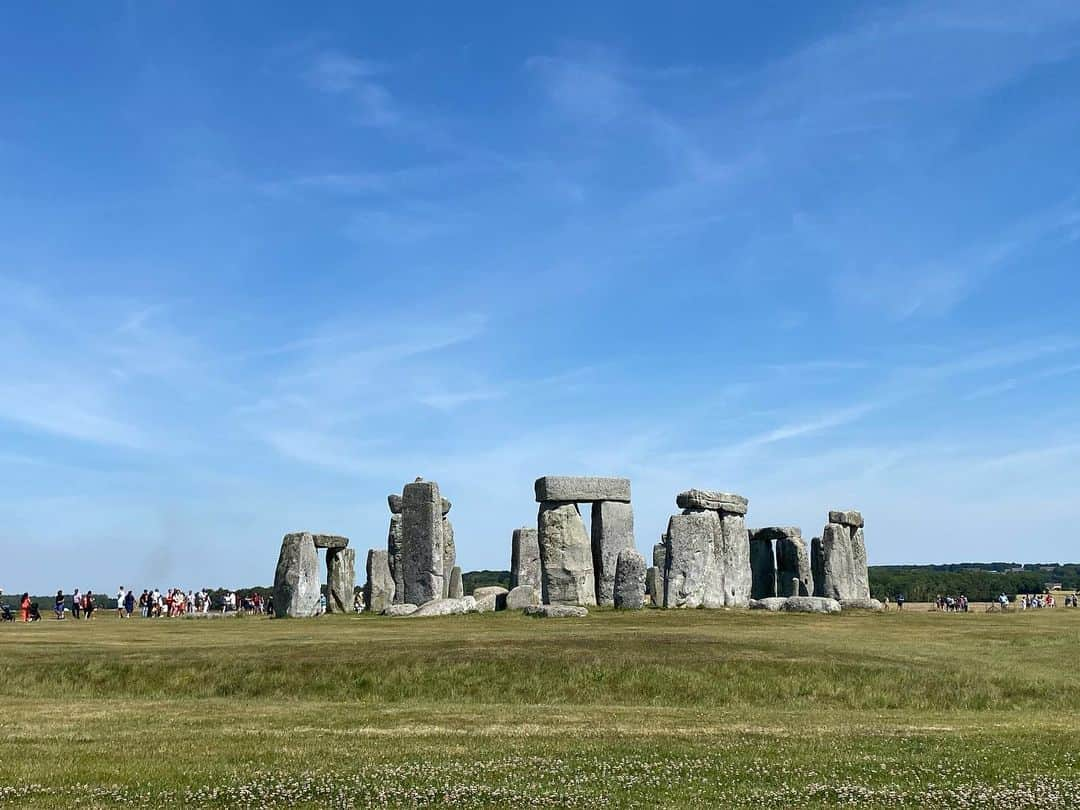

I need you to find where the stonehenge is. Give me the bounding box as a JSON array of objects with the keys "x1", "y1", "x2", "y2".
[
  {"x1": 813, "y1": 510, "x2": 871, "y2": 602},
  {"x1": 273, "y1": 532, "x2": 356, "y2": 618},
  {"x1": 660, "y1": 490, "x2": 752, "y2": 608},
  {"x1": 273, "y1": 475, "x2": 874, "y2": 620},
  {"x1": 510, "y1": 528, "x2": 541, "y2": 590},
  {"x1": 613, "y1": 548, "x2": 646, "y2": 609},
  {"x1": 326, "y1": 547, "x2": 356, "y2": 613},
  {"x1": 533, "y1": 476, "x2": 635, "y2": 608},
  {"x1": 364, "y1": 549, "x2": 395, "y2": 615}
]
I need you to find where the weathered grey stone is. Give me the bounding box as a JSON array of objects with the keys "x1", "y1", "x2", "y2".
[
  {"x1": 613, "y1": 548, "x2": 647, "y2": 609},
  {"x1": 441, "y1": 517, "x2": 456, "y2": 599},
  {"x1": 676, "y1": 489, "x2": 749, "y2": 515},
  {"x1": 774, "y1": 530, "x2": 813, "y2": 597},
  {"x1": 447, "y1": 566, "x2": 463, "y2": 599},
  {"x1": 524, "y1": 604, "x2": 589, "y2": 618},
  {"x1": 851, "y1": 527, "x2": 870, "y2": 600},
  {"x1": 749, "y1": 597, "x2": 788, "y2": 612},
  {"x1": 811, "y1": 536, "x2": 825, "y2": 597},
  {"x1": 815, "y1": 519, "x2": 869, "y2": 602},
  {"x1": 387, "y1": 513, "x2": 405, "y2": 604},
  {"x1": 840, "y1": 597, "x2": 883, "y2": 611},
  {"x1": 441, "y1": 497, "x2": 452, "y2": 516},
  {"x1": 388, "y1": 494, "x2": 403, "y2": 514},
  {"x1": 645, "y1": 565, "x2": 662, "y2": 606},
  {"x1": 534, "y1": 476, "x2": 631, "y2": 503},
  {"x1": 326, "y1": 547, "x2": 356, "y2": 614},
  {"x1": 538, "y1": 502, "x2": 596, "y2": 606},
  {"x1": 715, "y1": 513, "x2": 753, "y2": 608},
  {"x1": 402, "y1": 481, "x2": 445, "y2": 606},
  {"x1": 828, "y1": 510, "x2": 864, "y2": 528},
  {"x1": 273, "y1": 532, "x2": 321, "y2": 618},
  {"x1": 652, "y1": 540, "x2": 667, "y2": 570},
  {"x1": 473, "y1": 586, "x2": 508, "y2": 612},
  {"x1": 505, "y1": 584, "x2": 541, "y2": 610},
  {"x1": 311, "y1": 534, "x2": 349, "y2": 550},
  {"x1": 510, "y1": 528, "x2": 541, "y2": 590},
  {"x1": 384, "y1": 603, "x2": 418, "y2": 617},
  {"x1": 410, "y1": 597, "x2": 472, "y2": 617},
  {"x1": 783, "y1": 596, "x2": 842, "y2": 614},
  {"x1": 663, "y1": 510, "x2": 719, "y2": 608},
  {"x1": 749, "y1": 530, "x2": 777, "y2": 600},
  {"x1": 591, "y1": 501, "x2": 635, "y2": 606},
  {"x1": 363, "y1": 549, "x2": 395, "y2": 616}
]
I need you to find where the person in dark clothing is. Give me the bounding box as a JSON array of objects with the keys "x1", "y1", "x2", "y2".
[{"x1": 55, "y1": 591, "x2": 65, "y2": 619}]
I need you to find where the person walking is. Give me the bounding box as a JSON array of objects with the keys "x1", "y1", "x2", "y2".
[
  {"x1": 124, "y1": 589, "x2": 135, "y2": 618},
  {"x1": 20, "y1": 593, "x2": 31, "y2": 623},
  {"x1": 896, "y1": 593, "x2": 905, "y2": 611},
  {"x1": 84, "y1": 591, "x2": 95, "y2": 620},
  {"x1": 54, "y1": 590, "x2": 65, "y2": 620},
  {"x1": 71, "y1": 588, "x2": 81, "y2": 620}
]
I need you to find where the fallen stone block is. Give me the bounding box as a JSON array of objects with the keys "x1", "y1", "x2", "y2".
[
  {"x1": 410, "y1": 597, "x2": 472, "y2": 617},
  {"x1": 749, "y1": 597, "x2": 788, "y2": 612},
  {"x1": 840, "y1": 597, "x2": 884, "y2": 611},
  {"x1": 384, "y1": 603, "x2": 418, "y2": 617},
  {"x1": 505, "y1": 584, "x2": 541, "y2": 610},
  {"x1": 524, "y1": 604, "x2": 589, "y2": 618},
  {"x1": 782, "y1": 596, "x2": 842, "y2": 614}
]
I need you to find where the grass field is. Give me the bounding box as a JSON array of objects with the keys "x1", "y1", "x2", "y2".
[{"x1": 1, "y1": 608, "x2": 1078, "y2": 808}]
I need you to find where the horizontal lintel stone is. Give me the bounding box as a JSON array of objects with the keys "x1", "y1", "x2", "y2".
[{"x1": 534, "y1": 476, "x2": 631, "y2": 503}]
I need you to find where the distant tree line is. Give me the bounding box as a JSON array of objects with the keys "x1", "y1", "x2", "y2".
[{"x1": 870, "y1": 563, "x2": 1080, "y2": 602}]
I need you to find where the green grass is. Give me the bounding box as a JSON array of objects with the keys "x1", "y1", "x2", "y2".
[{"x1": 1, "y1": 609, "x2": 1078, "y2": 807}]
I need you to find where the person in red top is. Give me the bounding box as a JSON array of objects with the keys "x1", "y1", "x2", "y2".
[{"x1": 20, "y1": 593, "x2": 31, "y2": 623}]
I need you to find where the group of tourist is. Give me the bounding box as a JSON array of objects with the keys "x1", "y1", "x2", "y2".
[
  {"x1": 934, "y1": 594, "x2": 971, "y2": 612},
  {"x1": 1, "y1": 588, "x2": 275, "y2": 622}
]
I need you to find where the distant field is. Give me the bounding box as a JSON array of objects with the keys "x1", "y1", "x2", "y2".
[{"x1": 1, "y1": 608, "x2": 1078, "y2": 808}]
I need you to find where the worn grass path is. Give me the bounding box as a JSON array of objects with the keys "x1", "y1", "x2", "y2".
[{"x1": 1, "y1": 609, "x2": 1078, "y2": 807}]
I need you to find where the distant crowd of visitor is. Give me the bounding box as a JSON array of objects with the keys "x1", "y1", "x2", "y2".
[{"x1": 1, "y1": 587, "x2": 274, "y2": 622}]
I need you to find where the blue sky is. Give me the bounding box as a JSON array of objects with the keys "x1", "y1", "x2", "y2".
[{"x1": 2, "y1": 1, "x2": 1080, "y2": 593}]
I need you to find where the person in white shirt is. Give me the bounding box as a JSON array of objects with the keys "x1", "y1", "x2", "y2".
[{"x1": 116, "y1": 587, "x2": 126, "y2": 619}]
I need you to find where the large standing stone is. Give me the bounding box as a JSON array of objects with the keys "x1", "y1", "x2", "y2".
[
  {"x1": 537, "y1": 502, "x2": 596, "y2": 606},
  {"x1": 652, "y1": 540, "x2": 667, "y2": 570},
  {"x1": 713, "y1": 513, "x2": 752, "y2": 607},
  {"x1": 534, "y1": 476, "x2": 631, "y2": 503},
  {"x1": 387, "y1": 513, "x2": 405, "y2": 604},
  {"x1": 645, "y1": 565, "x2": 662, "y2": 606},
  {"x1": 613, "y1": 548, "x2": 646, "y2": 609},
  {"x1": 811, "y1": 536, "x2": 825, "y2": 597},
  {"x1": 402, "y1": 481, "x2": 445, "y2": 606},
  {"x1": 749, "y1": 530, "x2": 777, "y2": 600},
  {"x1": 448, "y1": 566, "x2": 463, "y2": 599},
  {"x1": 364, "y1": 549, "x2": 395, "y2": 615},
  {"x1": 441, "y1": 517, "x2": 456, "y2": 598},
  {"x1": 676, "y1": 490, "x2": 749, "y2": 515},
  {"x1": 510, "y1": 528, "x2": 541, "y2": 589},
  {"x1": 591, "y1": 501, "x2": 635, "y2": 606},
  {"x1": 850, "y1": 526, "x2": 870, "y2": 600},
  {"x1": 663, "y1": 511, "x2": 719, "y2": 608},
  {"x1": 815, "y1": 522, "x2": 858, "y2": 601},
  {"x1": 774, "y1": 529, "x2": 813, "y2": 597},
  {"x1": 387, "y1": 494, "x2": 403, "y2": 514},
  {"x1": 326, "y1": 547, "x2": 356, "y2": 613},
  {"x1": 273, "y1": 532, "x2": 321, "y2": 618},
  {"x1": 506, "y1": 584, "x2": 541, "y2": 610}
]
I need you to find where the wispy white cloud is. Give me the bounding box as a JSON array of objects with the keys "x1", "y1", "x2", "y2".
[{"x1": 306, "y1": 50, "x2": 399, "y2": 128}]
